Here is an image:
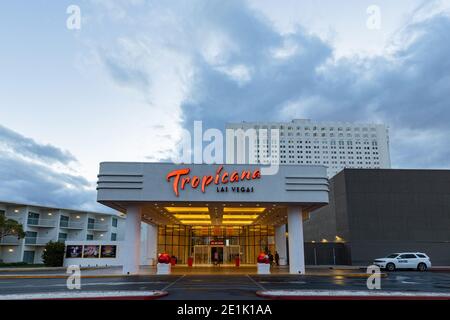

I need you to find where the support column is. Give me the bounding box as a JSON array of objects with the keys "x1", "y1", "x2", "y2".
[
  {"x1": 146, "y1": 223, "x2": 158, "y2": 266},
  {"x1": 275, "y1": 224, "x2": 287, "y2": 266},
  {"x1": 287, "y1": 207, "x2": 305, "y2": 274},
  {"x1": 122, "y1": 205, "x2": 141, "y2": 275}
]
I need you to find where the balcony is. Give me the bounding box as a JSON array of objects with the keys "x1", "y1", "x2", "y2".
[
  {"x1": 59, "y1": 221, "x2": 85, "y2": 230},
  {"x1": 0, "y1": 236, "x2": 22, "y2": 245},
  {"x1": 27, "y1": 218, "x2": 57, "y2": 228},
  {"x1": 87, "y1": 223, "x2": 109, "y2": 232},
  {"x1": 24, "y1": 237, "x2": 53, "y2": 246}
]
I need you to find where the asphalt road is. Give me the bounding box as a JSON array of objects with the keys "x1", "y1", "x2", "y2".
[{"x1": 0, "y1": 272, "x2": 449, "y2": 299}]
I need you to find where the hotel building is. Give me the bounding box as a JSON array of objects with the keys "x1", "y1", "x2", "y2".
[
  {"x1": 0, "y1": 201, "x2": 124, "y2": 264},
  {"x1": 226, "y1": 119, "x2": 391, "y2": 177}
]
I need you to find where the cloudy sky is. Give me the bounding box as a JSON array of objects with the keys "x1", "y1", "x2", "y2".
[{"x1": 0, "y1": 0, "x2": 449, "y2": 211}]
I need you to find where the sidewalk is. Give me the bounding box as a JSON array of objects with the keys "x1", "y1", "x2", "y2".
[
  {"x1": 0, "y1": 265, "x2": 390, "y2": 279},
  {"x1": 0, "y1": 266, "x2": 112, "y2": 273}
]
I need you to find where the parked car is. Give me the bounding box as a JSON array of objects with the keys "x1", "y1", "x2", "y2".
[{"x1": 373, "y1": 252, "x2": 431, "y2": 271}]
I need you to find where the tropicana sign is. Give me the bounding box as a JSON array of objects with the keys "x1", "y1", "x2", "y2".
[{"x1": 166, "y1": 165, "x2": 261, "y2": 197}]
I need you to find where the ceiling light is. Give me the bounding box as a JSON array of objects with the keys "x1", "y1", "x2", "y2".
[
  {"x1": 221, "y1": 221, "x2": 253, "y2": 225},
  {"x1": 223, "y1": 208, "x2": 265, "y2": 213},
  {"x1": 222, "y1": 215, "x2": 259, "y2": 219},
  {"x1": 165, "y1": 207, "x2": 209, "y2": 213},
  {"x1": 179, "y1": 220, "x2": 211, "y2": 225},
  {"x1": 174, "y1": 214, "x2": 210, "y2": 219}
]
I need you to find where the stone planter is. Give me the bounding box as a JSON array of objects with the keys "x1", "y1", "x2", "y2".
[
  {"x1": 257, "y1": 263, "x2": 271, "y2": 275},
  {"x1": 156, "y1": 263, "x2": 171, "y2": 275}
]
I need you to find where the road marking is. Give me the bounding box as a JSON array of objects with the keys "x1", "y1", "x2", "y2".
[
  {"x1": 161, "y1": 275, "x2": 186, "y2": 291},
  {"x1": 246, "y1": 275, "x2": 266, "y2": 290}
]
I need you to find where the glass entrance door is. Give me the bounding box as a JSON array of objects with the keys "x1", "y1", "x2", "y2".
[
  {"x1": 193, "y1": 245, "x2": 210, "y2": 265},
  {"x1": 194, "y1": 245, "x2": 241, "y2": 265},
  {"x1": 224, "y1": 245, "x2": 240, "y2": 264},
  {"x1": 211, "y1": 246, "x2": 223, "y2": 264}
]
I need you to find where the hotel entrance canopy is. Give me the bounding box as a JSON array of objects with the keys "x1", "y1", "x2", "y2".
[{"x1": 97, "y1": 162, "x2": 329, "y2": 275}]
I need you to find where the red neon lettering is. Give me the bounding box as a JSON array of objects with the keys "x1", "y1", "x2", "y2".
[
  {"x1": 201, "y1": 176, "x2": 213, "y2": 192},
  {"x1": 221, "y1": 172, "x2": 229, "y2": 184},
  {"x1": 166, "y1": 168, "x2": 190, "y2": 197},
  {"x1": 230, "y1": 171, "x2": 239, "y2": 182},
  {"x1": 166, "y1": 166, "x2": 261, "y2": 196},
  {"x1": 191, "y1": 176, "x2": 200, "y2": 188}
]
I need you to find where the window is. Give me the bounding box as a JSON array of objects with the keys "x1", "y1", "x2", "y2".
[
  {"x1": 60, "y1": 215, "x2": 69, "y2": 228},
  {"x1": 88, "y1": 218, "x2": 95, "y2": 229},
  {"x1": 112, "y1": 217, "x2": 118, "y2": 228},
  {"x1": 111, "y1": 233, "x2": 117, "y2": 241},
  {"x1": 58, "y1": 233, "x2": 67, "y2": 242},
  {"x1": 25, "y1": 231, "x2": 38, "y2": 245},
  {"x1": 416, "y1": 254, "x2": 427, "y2": 258},
  {"x1": 86, "y1": 234, "x2": 94, "y2": 241},
  {"x1": 27, "y1": 212, "x2": 40, "y2": 225},
  {"x1": 399, "y1": 254, "x2": 417, "y2": 259}
]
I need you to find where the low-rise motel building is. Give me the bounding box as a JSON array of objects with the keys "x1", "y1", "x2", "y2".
[
  {"x1": 95, "y1": 162, "x2": 330, "y2": 274},
  {"x1": 0, "y1": 201, "x2": 125, "y2": 264}
]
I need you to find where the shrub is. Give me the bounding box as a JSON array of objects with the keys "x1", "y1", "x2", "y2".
[{"x1": 42, "y1": 241, "x2": 65, "y2": 267}]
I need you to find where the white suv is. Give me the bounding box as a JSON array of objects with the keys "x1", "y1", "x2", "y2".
[{"x1": 373, "y1": 252, "x2": 432, "y2": 272}]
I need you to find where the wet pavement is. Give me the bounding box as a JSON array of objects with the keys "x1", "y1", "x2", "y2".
[{"x1": 0, "y1": 270, "x2": 449, "y2": 299}]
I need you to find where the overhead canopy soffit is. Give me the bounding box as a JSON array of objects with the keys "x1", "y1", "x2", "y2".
[{"x1": 108, "y1": 202, "x2": 317, "y2": 227}]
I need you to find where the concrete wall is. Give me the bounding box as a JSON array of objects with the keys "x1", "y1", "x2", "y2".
[
  {"x1": 306, "y1": 169, "x2": 450, "y2": 266},
  {"x1": 344, "y1": 169, "x2": 450, "y2": 265},
  {"x1": 304, "y1": 172, "x2": 349, "y2": 242},
  {"x1": 0, "y1": 247, "x2": 22, "y2": 263}
]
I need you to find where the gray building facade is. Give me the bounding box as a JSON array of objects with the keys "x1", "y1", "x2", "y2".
[{"x1": 304, "y1": 169, "x2": 450, "y2": 266}]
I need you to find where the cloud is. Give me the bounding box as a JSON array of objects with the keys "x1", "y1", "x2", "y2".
[
  {"x1": 87, "y1": 0, "x2": 450, "y2": 169},
  {"x1": 0, "y1": 125, "x2": 76, "y2": 165},
  {"x1": 0, "y1": 125, "x2": 106, "y2": 212}
]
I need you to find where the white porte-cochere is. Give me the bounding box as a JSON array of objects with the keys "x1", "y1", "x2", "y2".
[{"x1": 96, "y1": 162, "x2": 329, "y2": 275}]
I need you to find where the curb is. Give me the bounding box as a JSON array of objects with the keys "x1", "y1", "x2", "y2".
[
  {"x1": 0, "y1": 266, "x2": 111, "y2": 273},
  {"x1": 0, "y1": 291, "x2": 168, "y2": 301},
  {"x1": 256, "y1": 291, "x2": 450, "y2": 300},
  {"x1": 42, "y1": 292, "x2": 169, "y2": 300},
  {"x1": 0, "y1": 274, "x2": 135, "y2": 280}
]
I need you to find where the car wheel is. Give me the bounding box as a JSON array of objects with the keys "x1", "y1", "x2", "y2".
[
  {"x1": 417, "y1": 263, "x2": 427, "y2": 272},
  {"x1": 386, "y1": 263, "x2": 396, "y2": 272}
]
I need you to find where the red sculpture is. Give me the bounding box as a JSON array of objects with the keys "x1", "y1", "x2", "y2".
[
  {"x1": 158, "y1": 253, "x2": 171, "y2": 264},
  {"x1": 257, "y1": 252, "x2": 269, "y2": 264}
]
